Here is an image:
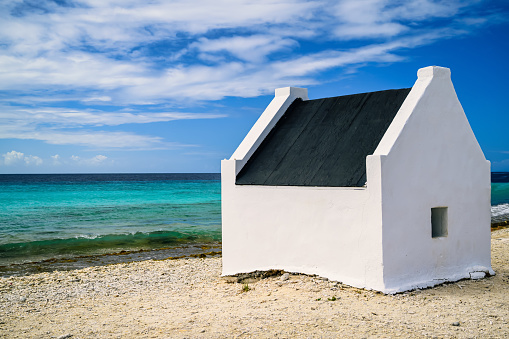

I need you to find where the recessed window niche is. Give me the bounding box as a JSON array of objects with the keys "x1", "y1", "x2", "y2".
[{"x1": 431, "y1": 207, "x2": 448, "y2": 238}]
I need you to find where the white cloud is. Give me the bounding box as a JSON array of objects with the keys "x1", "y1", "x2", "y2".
[
  {"x1": 335, "y1": 22, "x2": 408, "y2": 40},
  {"x1": 0, "y1": 105, "x2": 225, "y2": 149},
  {"x1": 0, "y1": 52, "x2": 147, "y2": 92},
  {"x1": 2, "y1": 151, "x2": 25, "y2": 165},
  {"x1": 193, "y1": 35, "x2": 298, "y2": 63},
  {"x1": 0, "y1": 152, "x2": 111, "y2": 168},
  {"x1": 1, "y1": 107, "x2": 226, "y2": 127},
  {"x1": 268, "y1": 31, "x2": 449, "y2": 77},
  {"x1": 0, "y1": 0, "x2": 501, "y2": 152},
  {"x1": 24, "y1": 155, "x2": 43, "y2": 166},
  {"x1": 331, "y1": 0, "x2": 468, "y2": 40},
  {"x1": 70, "y1": 154, "x2": 109, "y2": 166},
  {"x1": 0, "y1": 0, "x2": 492, "y2": 104},
  {"x1": 124, "y1": 30, "x2": 447, "y2": 101},
  {"x1": 0, "y1": 127, "x2": 182, "y2": 150},
  {"x1": 90, "y1": 155, "x2": 107, "y2": 164},
  {"x1": 0, "y1": 0, "x2": 316, "y2": 61},
  {"x1": 51, "y1": 154, "x2": 61, "y2": 165},
  {"x1": 82, "y1": 96, "x2": 112, "y2": 103},
  {"x1": 2, "y1": 150, "x2": 43, "y2": 166}
]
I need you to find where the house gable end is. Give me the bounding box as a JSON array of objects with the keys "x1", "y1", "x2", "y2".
[
  {"x1": 375, "y1": 66, "x2": 486, "y2": 163},
  {"x1": 375, "y1": 66, "x2": 492, "y2": 292}
]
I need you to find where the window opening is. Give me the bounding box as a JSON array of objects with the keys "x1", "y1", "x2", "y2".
[{"x1": 431, "y1": 207, "x2": 448, "y2": 238}]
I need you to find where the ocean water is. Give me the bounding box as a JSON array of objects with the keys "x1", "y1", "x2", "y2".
[
  {"x1": 1, "y1": 172, "x2": 508, "y2": 276},
  {"x1": 0, "y1": 173, "x2": 221, "y2": 272},
  {"x1": 491, "y1": 172, "x2": 509, "y2": 223}
]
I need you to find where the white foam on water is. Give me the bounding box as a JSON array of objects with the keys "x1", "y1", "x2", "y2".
[{"x1": 492, "y1": 203, "x2": 509, "y2": 217}]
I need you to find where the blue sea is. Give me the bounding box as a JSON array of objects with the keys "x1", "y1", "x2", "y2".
[
  {"x1": 1, "y1": 172, "x2": 508, "y2": 276},
  {"x1": 0, "y1": 173, "x2": 221, "y2": 276},
  {"x1": 491, "y1": 172, "x2": 509, "y2": 223}
]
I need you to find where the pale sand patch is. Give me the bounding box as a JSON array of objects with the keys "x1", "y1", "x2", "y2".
[{"x1": 1, "y1": 229, "x2": 508, "y2": 338}]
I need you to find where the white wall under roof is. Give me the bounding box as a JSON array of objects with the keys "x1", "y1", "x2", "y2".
[
  {"x1": 222, "y1": 155, "x2": 386, "y2": 291},
  {"x1": 221, "y1": 66, "x2": 493, "y2": 293}
]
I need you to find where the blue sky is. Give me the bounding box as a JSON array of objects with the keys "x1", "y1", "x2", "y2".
[{"x1": 0, "y1": 0, "x2": 507, "y2": 174}]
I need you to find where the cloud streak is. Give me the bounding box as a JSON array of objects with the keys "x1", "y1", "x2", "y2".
[
  {"x1": 0, "y1": 0, "x2": 495, "y2": 101},
  {"x1": 0, "y1": 122, "x2": 195, "y2": 150},
  {"x1": 0, "y1": 0, "x2": 503, "y2": 151},
  {"x1": 2, "y1": 107, "x2": 226, "y2": 127},
  {"x1": 0, "y1": 105, "x2": 225, "y2": 149}
]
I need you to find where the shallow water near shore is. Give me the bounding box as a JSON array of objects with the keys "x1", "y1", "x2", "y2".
[
  {"x1": 0, "y1": 242, "x2": 221, "y2": 277},
  {"x1": 491, "y1": 172, "x2": 509, "y2": 224},
  {"x1": 0, "y1": 173, "x2": 221, "y2": 272}
]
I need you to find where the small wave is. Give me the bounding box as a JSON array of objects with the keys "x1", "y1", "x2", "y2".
[
  {"x1": 491, "y1": 203, "x2": 509, "y2": 224},
  {"x1": 0, "y1": 230, "x2": 221, "y2": 266},
  {"x1": 492, "y1": 203, "x2": 509, "y2": 217},
  {"x1": 71, "y1": 230, "x2": 166, "y2": 240},
  {"x1": 74, "y1": 234, "x2": 102, "y2": 240}
]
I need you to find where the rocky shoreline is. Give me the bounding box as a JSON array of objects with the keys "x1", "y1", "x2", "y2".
[{"x1": 1, "y1": 229, "x2": 508, "y2": 338}]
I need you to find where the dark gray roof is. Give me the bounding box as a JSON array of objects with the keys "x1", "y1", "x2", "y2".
[{"x1": 236, "y1": 88, "x2": 411, "y2": 187}]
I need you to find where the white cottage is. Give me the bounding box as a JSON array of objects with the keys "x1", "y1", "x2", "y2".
[{"x1": 221, "y1": 66, "x2": 494, "y2": 293}]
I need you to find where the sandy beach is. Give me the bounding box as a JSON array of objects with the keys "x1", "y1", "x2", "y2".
[{"x1": 1, "y1": 229, "x2": 508, "y2": 339}]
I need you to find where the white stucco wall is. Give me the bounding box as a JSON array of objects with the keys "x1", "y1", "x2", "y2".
[
  {"x1": 374, "y1": 66, "x2": 493, "y2": 293},
  {"x1": 221, "y1": 156, "x2": 386, "y2": 291}
]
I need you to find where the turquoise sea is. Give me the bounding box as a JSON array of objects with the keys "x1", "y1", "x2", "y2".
[
  {"x1": 491, "y1": 172, "x2": 509, "y2": 223},
  {"x1": 0, "y1": 173, "x2": 221, "y2": 275},
  {"x1": 1, "y1": 172, "x2": 508, "y2": 276}
]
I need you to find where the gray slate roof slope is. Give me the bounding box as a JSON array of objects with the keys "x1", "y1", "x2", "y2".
[{"x1": 236, "y1": 88, "x2": 411, "y2": 187}]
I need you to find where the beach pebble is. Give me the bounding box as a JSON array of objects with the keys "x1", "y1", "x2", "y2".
[
  {"x1": 470, "y1": 272, "x2": 486, "y2": 280},
  {"x1": 452, "y1": 322, "x2": 460, "y2": 326},
  {"x1": 281, "y1": 273, "x2": 290, "y2": 281},
  {"x1": 19, "y1": 296, "x2": 26, "y2": 302}
]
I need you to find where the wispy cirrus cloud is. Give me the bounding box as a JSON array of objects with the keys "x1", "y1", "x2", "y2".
[
  {"x1": 0, "y1": 0, "x2": 504, "y2": 152},
  {"x1": 0, "y1": 0, "x2": 498, "y2": 103},
  {"x1": 0, "y1": 129, "x2": 176, "y2": 150},
  {"x1": 1, "y1": 107, "x2": 226, "y2": 127},
  {"x1": 0, "y1": 105, "x2": 220, "y2": 149},
  {"x1": 191, "y1": 35, "x2": 299, "y2": 63},
  {"x1": 331, "y1": 0, "x2": 468, "y2": 39}
]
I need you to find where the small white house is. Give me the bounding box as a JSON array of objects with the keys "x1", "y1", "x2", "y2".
[{"x1": 221, "y1": 66, "x2": 494, "y2": 293}]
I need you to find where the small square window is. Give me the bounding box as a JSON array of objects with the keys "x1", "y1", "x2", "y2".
[{"x1": 431, "y1": 207, "x2": 448, "y2": 238}]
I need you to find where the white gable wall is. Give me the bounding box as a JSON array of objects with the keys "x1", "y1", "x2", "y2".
[{"x1": 374, "y1": 66, "x2": 493, "y2": 293}]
